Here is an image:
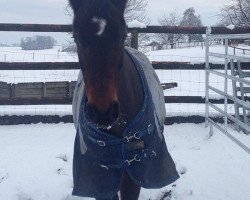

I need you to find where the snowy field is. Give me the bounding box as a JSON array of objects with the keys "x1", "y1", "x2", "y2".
[
  {"x1": 146, "y1": 45, "x2": 250, "y2": 64},
  {"x1": 0, "y1": 47, "x2": 77, "y2": 63},
  {"x1": 0, "y1": 123, "x2": 249, "y2": 200},
  {"x1": 1, "y1": 44, "x2": 249, "y2": 63}
]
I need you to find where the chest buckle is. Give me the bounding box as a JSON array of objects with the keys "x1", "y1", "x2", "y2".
[{"x1": 124, "y1": 132, "x2": 140, "y2": 143}]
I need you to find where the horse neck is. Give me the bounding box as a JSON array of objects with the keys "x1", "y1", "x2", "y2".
[{"x1": 112, "y1": 49, "x2": 143, "y2": 136}]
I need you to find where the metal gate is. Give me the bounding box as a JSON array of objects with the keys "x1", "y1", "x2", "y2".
[{"x1": 205, "y1": 29, "x2": 250, "y2": 154}]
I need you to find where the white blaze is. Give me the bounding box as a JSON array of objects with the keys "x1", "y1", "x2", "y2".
[{"x1": 92, "y1": 17, "x2": 107, "y2": 36}]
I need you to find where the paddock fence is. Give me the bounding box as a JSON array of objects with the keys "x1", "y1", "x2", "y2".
[{"x1": 0, "y1": 23, "x2": 250, "y2": 125}]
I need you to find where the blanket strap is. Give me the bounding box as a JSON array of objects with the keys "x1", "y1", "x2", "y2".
[
  {"x1": 99, "y1": 149, "x2": 157, "y2": 170},
  {"x1": 87, "y1": 124, "x2": 154, "y2": 147}
]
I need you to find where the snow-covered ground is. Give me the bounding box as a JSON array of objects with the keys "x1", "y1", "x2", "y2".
[
  {"x1": 1, "y1": 44, "x2": 249, "y2": 63},
  {"x1": 147, "y1": 45, "x2": 250, "y2": 64},
  {"x1": 0, "y1": 123, "x2": 249, "y2": 200}
]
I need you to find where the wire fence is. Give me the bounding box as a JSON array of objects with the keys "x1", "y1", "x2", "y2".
[
  {"x1": 0, "y1": 47, "x2": 77, "y2": 62},
  {"x1": 0, "y1": 44, "x2": 249, "y2": 120}
]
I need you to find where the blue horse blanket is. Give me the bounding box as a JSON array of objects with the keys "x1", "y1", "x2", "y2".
[{"x1": 72, "y1": 47, "x2": 179, "y2": 198}]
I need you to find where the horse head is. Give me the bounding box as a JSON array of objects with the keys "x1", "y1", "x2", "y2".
[{"x1": 69, "y1": 0, "x2": 128, "y2": 126}]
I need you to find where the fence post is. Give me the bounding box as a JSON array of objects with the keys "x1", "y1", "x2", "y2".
[
  {"x1": 32, "y1": 52, "x2": 35, "y2": 60},
  {"x1": 205, "y1": 27, "x2": 211, "y2": 128},
  {"x1": 224, "y1": 39, "x2": 229, "y2": 131},
  {"x1": 131, "y1": 30, "x2": 139, "y2": 49},
  {"x1": 4, "y1": 54, "x2": 6, "y2": 62}
]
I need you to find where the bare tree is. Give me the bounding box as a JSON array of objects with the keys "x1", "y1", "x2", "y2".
[
  {"x1": 158, "y1": 11, "x2": 183, "y2": 49},
  {"x1": 66, "y1": 0, "x2": 149, "y2": 23},
  {"x1": 124, "y1": 0, "x2": 150, "y2": 52},
  {"x1": 125, "y1": 0, "x2": 149, "y2": 23},
  {"x1": 180, "y1": 7, "x2": 203, "y2": 42},
  {"x1": 220, "y1": 0, "x2": 250, "y2": 27}
]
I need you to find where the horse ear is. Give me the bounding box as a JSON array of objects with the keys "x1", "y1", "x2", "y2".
[
  {"x1": 110, "y1": 0, "x2": 128, "y2": 12},
  {"x1": 69, "y1": 0, "x2": 82, "y2": 12}
]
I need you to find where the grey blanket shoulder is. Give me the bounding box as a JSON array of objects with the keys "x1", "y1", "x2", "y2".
[{"x1": 72, "y1": 47, "x2": 166, "y2": 128}]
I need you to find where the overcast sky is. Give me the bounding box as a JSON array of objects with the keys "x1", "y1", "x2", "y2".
[{"x1": 0, "y1": 0, "x2": 229, "y2": 44}]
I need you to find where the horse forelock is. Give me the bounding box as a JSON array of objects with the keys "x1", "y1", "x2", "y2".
[{"x1": 72, "y1": 0, "x2": 126, "y2": 47}]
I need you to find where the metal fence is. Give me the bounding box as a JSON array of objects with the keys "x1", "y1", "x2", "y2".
[{"x1": 205, "y1": 30, "x2": 250, "y2": 154}]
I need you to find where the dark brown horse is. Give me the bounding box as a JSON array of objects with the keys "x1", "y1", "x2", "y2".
[
  {"x1": 70, "y1": 1, "x2": 179, "y2": 200},
  {"x1": 70, "y1": 0, "x2": 142, "y2": 199}
]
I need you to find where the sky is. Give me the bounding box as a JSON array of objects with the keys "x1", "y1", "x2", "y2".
[{"x1": 0, "y1": 0, "x2": 229, "y2": 44}]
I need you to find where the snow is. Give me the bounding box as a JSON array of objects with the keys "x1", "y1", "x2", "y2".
[
  {"x1": 92, "y1": 17, "x2": 107, "y2": 36},
  {"x1": 146, "y1": 45, "x2": 250, "y2": 64},
  {"x1": 227, "y1": 24, "x2": 236, "y2": 30},
  {"x1": 0, "y1": 123, "x2": 250, "y2": 200},
  {"x1": 1, "y1": 44, "x2": 249, "y2": 64},
  {"x1": 127, "y1": 20, "x2": 147, "y2": 28}
]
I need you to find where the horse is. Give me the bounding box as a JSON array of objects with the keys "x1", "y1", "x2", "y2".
[{"x1": 69, "y1": 1, "x2": 179, "y2": 200}]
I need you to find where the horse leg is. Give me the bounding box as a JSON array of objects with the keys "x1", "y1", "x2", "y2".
[
  {"x1": 120, "y1": 171, "x2": 141, "y2": 200},
  {"x1": 95, "y1": 194, "x2": 119, "y2": 200}
]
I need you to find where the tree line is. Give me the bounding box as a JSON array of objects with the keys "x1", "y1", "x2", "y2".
[
  {"x1": 147, "y1": 0, "x2": 250, "y2": 49},
  {"x1": 20, "y1": 35, "x2": 57, "y2": 50},
  {"x1": 18, "y1": 0, "x2": 249, "y2": 51}
]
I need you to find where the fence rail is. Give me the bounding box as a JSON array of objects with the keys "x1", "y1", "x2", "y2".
[
  {"x1": 230, "y1": 46, "x2": 250, "y2": 55},
  {"x1": 1, "y1": 96, "x2": 250, "y2": 105},
  {"x1": 0, "y1": 115, "x2": 231, "y2": 126},
  {"x1": 1, "y1": 62, "x2": 250, "y2": 70},
  {"x1": 1, "y1": 23, "x2": 250, "y2": 34},
  {"x1": 0, "y1": 62, "x2": 250, "y2": 106}
]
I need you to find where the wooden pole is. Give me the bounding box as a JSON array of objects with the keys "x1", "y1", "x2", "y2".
[
  {"x1": 131, "y1": 30, "x2": 139, "y2": 49},
  {"x1": 0, "y1": 23, "x2": 250, "y2": 34},
  {"x1": 0, "y1": 62, "x2": 250, "y2": 70}
]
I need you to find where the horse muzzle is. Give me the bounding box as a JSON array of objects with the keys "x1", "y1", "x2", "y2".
[{"x1": 86, "y1": 101, "x2": 120, "y2": 127}]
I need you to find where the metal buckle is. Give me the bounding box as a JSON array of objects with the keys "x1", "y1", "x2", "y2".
[
  {"x1": 125, "y1": 154, "x2": 141, "y2": 166},
  {"x1": 125, "y1": 132, "x2": 140, "y2": 142},
  {"x1": 97, "y1": 140, "x2": 106, "y2": 147},
  {"x1": 142, "y1": 149, "x2": 157, "y2": 158}
]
